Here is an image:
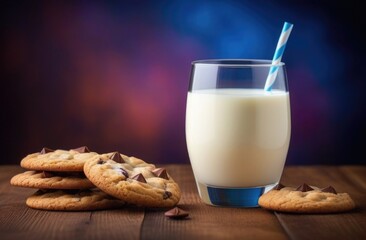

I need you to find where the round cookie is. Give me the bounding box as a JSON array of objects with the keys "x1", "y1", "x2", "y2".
[
  {"x1": 83, "y1": 152, "x2": 181, "y2": 208},
  {"x1": 26, "y1": 189, "x2": 125, "y2": 211},
  {"x1": 258, "y1": 184, "x2": 355, "y2": 213},
  {"x1": 11, "y1": 171, "x2": 95, "y2": 189},
  {"x1": 21, "y1": 147, "x2": 99, "y2": 172}
]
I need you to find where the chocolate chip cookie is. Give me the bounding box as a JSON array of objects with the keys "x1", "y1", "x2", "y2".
[
  {"x1": 26, "y1": 189, "x2": 125, "y2": 211},
  {"x1": 10, "y1": 171, "x2": 95, "y2": 189},
  {"x1": 258, "y1": 183, "x2": 355, "y2": 213},
  {"x1": 83, "y1": 152, "x2": 181, "y2": 207},
  {"x1": 21, "y1": 147, "x2": 99, "y2": 172}
]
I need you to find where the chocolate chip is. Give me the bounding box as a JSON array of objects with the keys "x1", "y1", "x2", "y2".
[
  {"x1": 321, "y1": 186, "x2": 337, "y2": 194},
  {"x1": 72, "y1": 146, "x2": 90, "y2": 153},
  {"x1": 110, "y1": 152, "x2": 124, "y2": 163},
  {"x1": 272, "y1": 183, "x2": 285, "y2": 190},
  {"x1": 42, "y1": 171, "x2": 54, "y2": 178},
  {"x1": 40, "y1": 147, "x2": 54, "y2": 154},
  {"x1": 131, "y1": 173, "x2": 147, "y2": 183},
  {"x1": 97, "y1": 159, "x2": 105, "y2": 164},
  {"x1": 164, "y1": 207, "x2": 189, "y2": 219},
  {"x1": 163, "y1": 191, "x2": 172, "y2": 199},
  {"x1": 120, "y1": 168, "x2": 129, "y2": 178},
  {"x1": 296, "y1": 183, "x2": 314, "y2": 192},
  {"x1": 152, "y1": 168, "x2": 169, "y2": 180}
]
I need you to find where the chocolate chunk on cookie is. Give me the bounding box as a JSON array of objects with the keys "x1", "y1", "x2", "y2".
[
  {"x1": 131, "y1": 173, "x2": 147, "y2": 183},
  {"x1": 83, "y1": 152, "x2": 181, "y2": 208},
  {"x1": 26, "y1": 189, "x2": 125, "y2": 211},
  {"x1": 321, "y1": 186, "x2": 337, "y2": 194},
  {"x1": 272, "y1": 183, "x2": 285, "y2": 190},
  {"x1": 21, "y1": 147, "x2": 99, "y2": 172},
  {"x1": 296, "y1": 183, "x2": 314, "y2": 192},
  {"x1": 152, "y1": 168, "x2": 169, "y2": 180},
  {"x1": 110, "y1": 152, "x2": 124, "y2": 163},
  {"x1": 72, "y1": 146, "x2": 90, "y2": 153},
  {"x1": 258, "y1": 184, "x2": 355, "y2": 213},
  {"x1": 10, "y1": 171, "x2": 95, "y2": 189},
  {"x1": 40, "y1": 147, "x2": 54, "y2": 154}
]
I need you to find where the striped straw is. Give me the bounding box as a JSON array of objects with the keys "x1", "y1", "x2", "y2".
[{"x1": 264, "y1": 22, "x2": 294, "y2": 91}]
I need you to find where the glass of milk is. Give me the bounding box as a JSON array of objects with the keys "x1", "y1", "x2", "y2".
[{"x1": 185, "y1": 59, "x2": 291, "y2": 207}]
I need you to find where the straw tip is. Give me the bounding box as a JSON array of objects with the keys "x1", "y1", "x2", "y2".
[{"x1": 284, "y1": 22, "x2": 294, "y2": 27}]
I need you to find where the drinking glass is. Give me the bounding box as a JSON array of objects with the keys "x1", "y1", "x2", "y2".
[{"x1": 185, "y1": 59, "x2": 291, "y2": 207}]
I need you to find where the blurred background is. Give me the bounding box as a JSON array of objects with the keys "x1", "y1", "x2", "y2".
[{"x1": 1, "y1": 0, "x2": 365, "y2": 165}]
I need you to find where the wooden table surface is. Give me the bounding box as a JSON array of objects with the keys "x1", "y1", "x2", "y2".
[{"x1": 0, "y1": 165, "x2": 365, "y2": 240}]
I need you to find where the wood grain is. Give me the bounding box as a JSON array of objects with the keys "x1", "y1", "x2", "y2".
[
  {"x1": 0, "y1": 165, "x2": 144, "y2": 240},
  {"x1": 0, "y1": 165, "x2": 365, "y2": 240},
  {"x1": 141, "y1": 165, "x2": 287, "y2": 240},
  {"x1": 276, "y1": 166, "x2": 366, "y2": 240}
]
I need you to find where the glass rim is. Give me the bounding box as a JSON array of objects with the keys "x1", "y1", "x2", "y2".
[{"x1": 192, "y1": 59, "x2": 285, "y2": 67}]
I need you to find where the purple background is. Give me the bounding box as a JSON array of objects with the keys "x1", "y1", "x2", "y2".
[{"x1": 1, "y1": 0, "x2": 365, "y2": 165}]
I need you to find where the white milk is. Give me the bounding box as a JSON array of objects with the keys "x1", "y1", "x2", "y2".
[{"x1": 186, "y1": 89, "x2": 291, "y2": 188}]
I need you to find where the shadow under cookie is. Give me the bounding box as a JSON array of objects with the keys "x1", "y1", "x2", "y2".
[
  {"x1": 10, "y1": 171, "x2": 95, "y2": 189},
  {"x1": 26, "y1": 189, "x2": 125, "y2": 211}
]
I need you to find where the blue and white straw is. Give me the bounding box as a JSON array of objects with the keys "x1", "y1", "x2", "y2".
[{"x1": 264, "y1": 22, "x2": 294, "y2": 91}]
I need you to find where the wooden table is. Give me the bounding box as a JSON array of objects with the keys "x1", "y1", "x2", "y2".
[{"x1": 0, "y1": 165, "x2": 365, "y2": 240}]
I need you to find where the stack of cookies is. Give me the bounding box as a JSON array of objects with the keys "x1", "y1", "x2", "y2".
[
  {"x1": 10, "y1": 147, "x2": 181, "y2": 211},
  {"x1": 11, "y1": 147, "x2": 125, "y2": 211}
]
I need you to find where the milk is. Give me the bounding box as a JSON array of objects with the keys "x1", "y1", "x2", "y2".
[{"x1": 186, "y1": 89, "x2": 290, "y2": 188}]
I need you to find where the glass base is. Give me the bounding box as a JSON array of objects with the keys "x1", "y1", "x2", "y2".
[{"x1": 196, "y1": 182, "x2": 278, "y2": 207}]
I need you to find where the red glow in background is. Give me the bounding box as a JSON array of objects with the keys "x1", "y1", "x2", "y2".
[{"x1": 1, "y1": 1, "x2": 365, "y2": 165}]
